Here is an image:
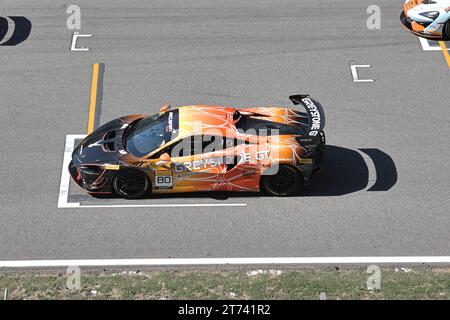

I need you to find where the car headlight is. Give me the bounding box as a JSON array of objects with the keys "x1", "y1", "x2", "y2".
[
  {"x1": 79, "y1": 165, "x2": 105, "y2": 186},
  {"x1": 419, "y1": 11, "x2": 439, "y2": 20},
  {"x1": 79, "y1": 166, "x2": 103, "y2": 176}
]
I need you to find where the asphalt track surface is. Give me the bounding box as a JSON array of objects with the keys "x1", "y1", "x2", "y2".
[{"x1": 0, "y1": 0, "x2": 449, "y2": 263}]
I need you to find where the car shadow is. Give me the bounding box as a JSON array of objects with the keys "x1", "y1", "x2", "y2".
[{"x1": 91, "y1": 145, "x2": 397, "y2": 200}]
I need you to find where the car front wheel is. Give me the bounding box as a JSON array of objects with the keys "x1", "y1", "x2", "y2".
[
  {"x1": 444, "y1": 21, "x2": 450, "y2": 41},
  {"x1": 112, "y1": 169, "x2": 151, "y2": 199}
]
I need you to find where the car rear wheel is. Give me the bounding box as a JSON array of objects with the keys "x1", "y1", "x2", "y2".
[
  {"x1": 261, "y1": 164, "x2": 303, "y2": 196},
  {"x1": 443, "y1": 21, "x2": 450, "y2": 41},
  {"x1": 112, "y1": 169, "x2": 151, "y2": 199}
]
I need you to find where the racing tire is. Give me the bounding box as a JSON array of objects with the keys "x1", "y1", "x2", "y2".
[
  {"x1": 112, "y1": 169, "x2": 151, "y2": 199},
  {"x1": 260, "y1": 164, "x2": 303, "y2": 197},
  {"x1": 444, "y1": 21, "x2": 450, "y2": 41}
]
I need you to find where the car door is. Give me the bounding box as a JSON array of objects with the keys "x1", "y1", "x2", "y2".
[
  {"x1": 144, "y1": 135, "x2": 225, "y2": 192},
  {"x1": 188, "y1": 134, "x2": 260, "y2": 192},
  {"x1": 171, "y1": 134, "x2": 227, "y2": 192}
]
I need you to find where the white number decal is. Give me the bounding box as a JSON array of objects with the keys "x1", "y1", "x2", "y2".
[{"x1": 155, "y1": 173, "x2": 173, "y2": 188}]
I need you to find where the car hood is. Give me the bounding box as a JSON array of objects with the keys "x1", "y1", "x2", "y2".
[
  {"x1": 405, "y1": 0, "x2": 450, "y2": 20},
  {"x1": 72, "y1": 115, "x2": 144, "y2": 166}
]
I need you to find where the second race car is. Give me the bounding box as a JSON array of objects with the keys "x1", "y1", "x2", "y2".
[
  {"x1": 400, "y1": 0, "x2": 450, "y2": 40},
  {"x1": 69, "y1": 95, "x2": 326, "y2": 198}
]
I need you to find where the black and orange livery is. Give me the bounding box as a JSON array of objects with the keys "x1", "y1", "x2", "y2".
[{"x1": 69, "y1": 95, "x2": 326, "y2": 199}]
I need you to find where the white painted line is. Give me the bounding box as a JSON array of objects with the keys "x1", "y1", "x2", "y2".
[
  {"x1": 419, "y1": 37, "x2": 450, "y2": 51},
  {"x1": 58, "y1": 134, "x2": 86, "y2": 208},
  {"x1": 350, "y1": 62, "x2": 374, "y2": 83},
  {"x1": 70, "y1": 32, "x2": 93, "y2": 51},
  {"x1": 79, "y1": 203, "x2": 247, "y2": 208},
  {"x1": 58, "y1": 134, "x2": 247, "y2": 209},
  {"x1": 1, "y1": 256, "x2": 450, "y2": 268}
]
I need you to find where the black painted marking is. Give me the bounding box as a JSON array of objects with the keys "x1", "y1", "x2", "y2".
[
  {"x1": 0, "y1": 16, "x2": 31, "y2": 46},
  {"x1": 0, "y1": 17, "x2": 9, "y2": 42}
]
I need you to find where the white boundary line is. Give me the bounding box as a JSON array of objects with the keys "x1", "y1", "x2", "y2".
[
  {"x1": 350, "y1": 64, "x2": 374, "y2": 83},
  {"x1": 419, "y1": 37, "x2": 450, "y2": 51},
  {"x1": 1, "y1": 257, "x2": 450, "y2": 268},
  {"x1": 80, "y1": 204, "x2": 247, "y2": 208},
  {"x1": 58, "y1": 134, "x2": 86, "y2": 208},
  {"x1": 58, "y1": 134, "x2": 247, "y2": 208}
]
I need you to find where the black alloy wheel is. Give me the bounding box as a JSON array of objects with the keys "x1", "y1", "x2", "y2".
[
  {"x1": 113, "y1": 169, "x2": 150, "y2": 199},
  {"x1": 261, "y1": 164, "x2": 302, "y2": 196}
]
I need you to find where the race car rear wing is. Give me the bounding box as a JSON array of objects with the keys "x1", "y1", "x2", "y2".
[{"x1": 289, "y1": 94, "x2": 326, "y2": 137}]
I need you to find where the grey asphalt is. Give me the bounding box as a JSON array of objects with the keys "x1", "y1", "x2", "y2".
[{"x1": 0, "y1": 0, "x2": 449, "y2": 262}]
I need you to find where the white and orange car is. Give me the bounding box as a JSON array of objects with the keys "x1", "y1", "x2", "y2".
[{"x1": 400, "y1": 0, "x2": 450, "y2": 40}]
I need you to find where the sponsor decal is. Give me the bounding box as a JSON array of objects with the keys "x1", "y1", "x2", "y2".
[
  {"x1": 174, "y1": 151, "x2": 270, "y2": 173},
  {"x1": 302, "y1": 98, "x2": 322, "y2": 137},
  {"x1": 299, "y1": 158, "x2": 313, "y2": 164},
  {"x1": 155, "y1": 170, "x2": 173, "y2": 189},
  {"x1": 105, "y1": 164, "x2": 120, "y2": 170},
  {"x1": 167, "y1": 111, "x2": 174, "y2": 132},
  {"x1": 87, "y1": 140, "x2": 102, "y2": 148}
]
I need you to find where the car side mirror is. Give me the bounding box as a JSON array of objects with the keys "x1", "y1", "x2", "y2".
[
  {"x1": 159, "y1": 104, "x2": 171, "y2": 113},
  {"x1": 155, "y1": 152, "x2": 171, "y2": 167},
  {"x1": 160, "y1": 152, "x2": 171, "y2": 162}
]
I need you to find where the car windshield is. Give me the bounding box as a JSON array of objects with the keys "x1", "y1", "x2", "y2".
[{"x1": 125, "y1": 109, "x2": 179, "y2": 157}]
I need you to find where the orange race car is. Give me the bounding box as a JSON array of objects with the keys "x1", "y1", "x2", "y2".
[{"x1": 69, "y1": 95, "x2": 325, "y2": 198}]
